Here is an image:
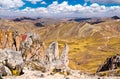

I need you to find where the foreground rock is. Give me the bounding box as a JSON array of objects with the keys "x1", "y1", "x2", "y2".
[
  {"x1": 0, "y1": 49, "x2": 23, "y2": 76},
  {"x1": 3, "y1": 69, "x2": 120, "y2": 79}
]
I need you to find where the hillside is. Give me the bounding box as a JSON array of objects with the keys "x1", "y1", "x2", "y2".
[{"x1": 38, "y1": 20, "x2": 120, "y2": 73}]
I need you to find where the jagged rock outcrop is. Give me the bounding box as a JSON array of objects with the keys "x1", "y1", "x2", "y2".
[
  {"x1": 97, "y1": 54, "x2": 120, "y2": 73},
  {"x1": 44, "y1": 42, "x2": 70, "y2": 75},
  {"x1": 20, "y1": 41, "x2": 71, "y2": 77},
  {"x1": 52, "y1": 44, "x2": 69, "y2": 71},
  {"x1": 0, "y1": 30, "x2": 87, "y2": 78},
  {"x1": 0, "y1": 29, "x2": 72, "y2": 77},
  {"x1": 22, "y1": 41, "x2": 46, "y2": 62},
  {"x1": 0, "y1": 29, "x2": 22, "y2": 51},
  {"x1": 45, "y1": 42, "x2": 59, "y2": 64}
]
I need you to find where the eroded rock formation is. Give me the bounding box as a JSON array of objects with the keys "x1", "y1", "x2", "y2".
[{"x1": 44, "y1": 42, "x2": 69, "y2": 73}]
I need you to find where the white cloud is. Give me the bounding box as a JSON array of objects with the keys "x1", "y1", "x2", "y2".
[
  {"x1": 26, "y1": 0, "x2": 43, "y2": 4},
  {"x1": 0, "y1": 1, "x2": 120, "y2": 18},
  {"x1": 0, "y1": 0, "x2": 24, "y2": 9},
  {"x1": 41, "y1": 1, "x2": 46, "y2": 4},
  {"x1": 90, "y1": 3, "x2": 99, "y2": 8},
  {"x1": 85, "y1": 0, "x2": 120, "y2": 4}
]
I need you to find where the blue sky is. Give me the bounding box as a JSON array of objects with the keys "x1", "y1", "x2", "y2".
[
  {"x1": 20, "y1": 0, "x2": 120, "y2": 9},
  {"x1": 0, "y1": 0, "x2": 120, "y2": 18}
]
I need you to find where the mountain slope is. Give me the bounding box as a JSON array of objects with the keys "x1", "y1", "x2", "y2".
[{"x1": 37, "y1": 20, "x2": 120, "y2": 73}]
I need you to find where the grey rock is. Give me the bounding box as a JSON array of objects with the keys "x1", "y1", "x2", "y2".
[
  {"x1": 45, "y1": 41, "x2": 59, "y2": 64},
  {"x1": 4, "y1": 66, "x2": 12, "y2": 76},
  {"x1": 60, "y1": 44, "x2": 69, "y2": 67},
  {"x1": 44, "y1": 43, "x2": 70, "y2": 74},
  {"x1": 5, "y1": 49, "x2": 23, "y2": 67},
  {"x1": 52, "y1": 59, "x2": 63, "y2": 69},
  {"x1": 0, "y1": 49, "x2": 24, "y2": 76},
  {"x1": 0, "y1": 49, "x2": 7, "y2": 63},
  {"x1": 32, "y1": 33, "x2": 39, "y2": 40},
  {"x1": 0, "y1": 63, "x2": 7, "y2": 76}
]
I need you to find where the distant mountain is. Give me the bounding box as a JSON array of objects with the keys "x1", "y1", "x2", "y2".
[
  {"x1": 67, "y1": 17, "x2": 105, "y2": 24},
  {"x1": 111, "y1": 16, "x2": 120, "y2": 19},
  {"x1": 68, "y1": 18, "x2": 91, "y2": 22},
  {"x1": 13, "y1": 17, "x2": 36, "y2": 21},
  {"x1": 35, "y1": 18, "x2": 61, "y2": 25},
  {"x1": 12, "y1": 17, "x2": 62, "y2": 26},
  {"x1": 66, "y1": 16, "x2": 120, "y2": 24}
]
